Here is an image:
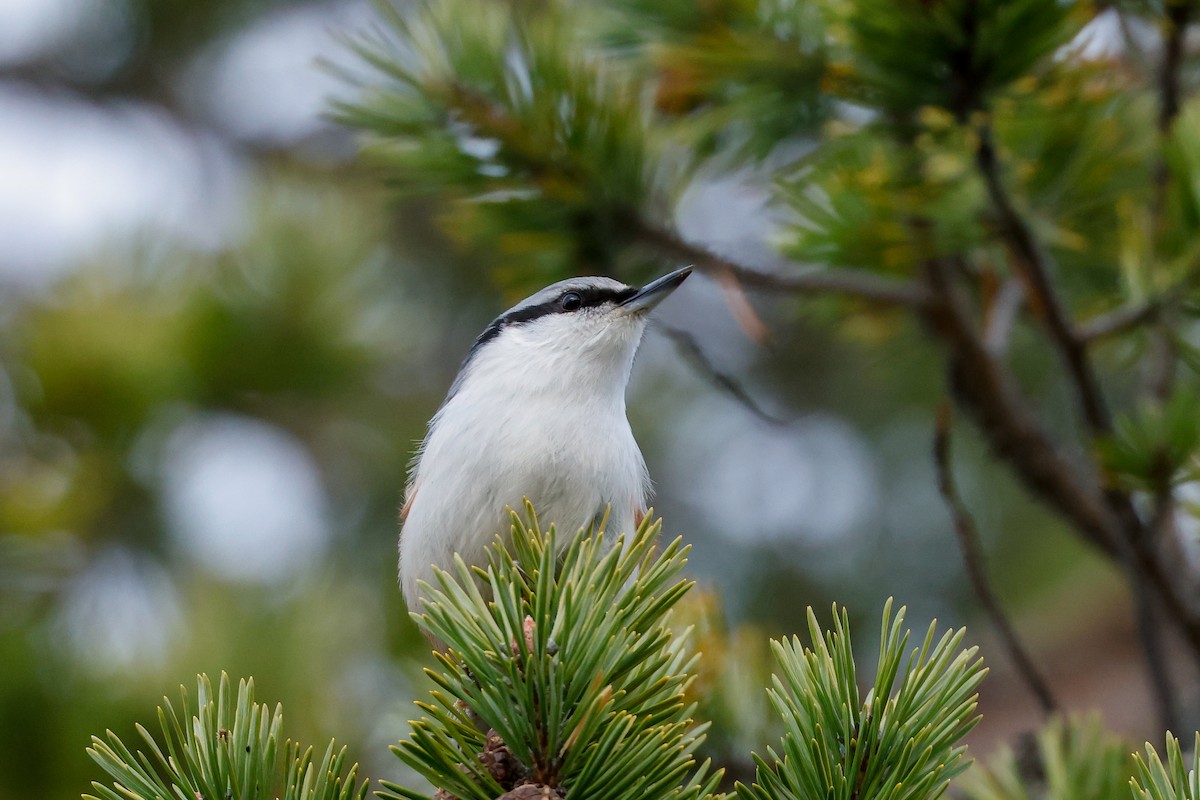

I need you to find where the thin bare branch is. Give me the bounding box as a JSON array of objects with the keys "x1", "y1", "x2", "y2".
[
  {"x1": 970, "y1": 125, "x2": 1200, "y2": 669},
  {"x1": 933, "y1": 401, "x2": 1058, "y2": 716},
  {"x1": 657, "y1": 324, "x2": 788, "y2": 428},
  {"x1": 632, "y1": 220, "x2": 932, "y2": 309}
]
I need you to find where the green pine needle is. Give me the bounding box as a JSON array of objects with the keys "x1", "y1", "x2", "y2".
[
  {"x1": 84, "y1": 673, "x2": 369, "y2": 800},
  {"x1": 1132, "y1": 733, "x2": 1200, "y2": 800},
  {"x1": 737, "y1": 599, "x2": 987, "y2": 800},
  {"x1": 382, "y1": 502, "x2": 722, "y2": 800}
]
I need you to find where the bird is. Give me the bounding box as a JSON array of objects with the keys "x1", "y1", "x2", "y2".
[{"x1": 399, "y1": 266, "x2": 692, "y2": 613}]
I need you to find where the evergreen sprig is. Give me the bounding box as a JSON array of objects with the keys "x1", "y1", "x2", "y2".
[
  {"x1": 776, "y1": 123, "x2": 986, "y2": 275},
  {"x1": 380, "y1": 503, "x2": 721, "y2": 800},
  {"x1": 85, "y1": 673, "x2": 368, "y2": 800},
  {"x1": 832, "y1": 0, "x2": 1079, "y2": 116},
  {"x1": 601, "y1": 0, "x2": 831, "y2": 159},
  {"x1": 738, "y1": 600, "x2": 986, "y2": 800},
  {"x1": 1132, "y1": 733, "x2": 1200, "y2": 800},
  {"x1": 339, "y1": 0, "x2": 670, "y2": 286}
]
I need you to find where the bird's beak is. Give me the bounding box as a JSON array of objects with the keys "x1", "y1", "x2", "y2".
[{"x1": 619, "y1": 266, "x2": 692, "y2": 314}]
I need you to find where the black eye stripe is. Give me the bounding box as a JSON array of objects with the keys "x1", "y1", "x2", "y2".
[
  {"x1": 504, "y1": 286, "x2": 636, "y2": 324},
  {"x1": 465, "y1": 284, "x2": 638, "y2": 360}
]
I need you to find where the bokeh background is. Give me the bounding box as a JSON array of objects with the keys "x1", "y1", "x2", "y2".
[{"x1": 0, "y1": 1, "x2": 1166, "y2": 797}]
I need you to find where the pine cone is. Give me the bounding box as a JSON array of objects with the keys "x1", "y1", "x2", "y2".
[{"x1": 479, "y1": 728, "x2": 524, "y2": 785}]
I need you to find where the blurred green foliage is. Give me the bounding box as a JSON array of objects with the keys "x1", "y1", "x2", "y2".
[
  {"x1": 0, "y1": 176, "x2": 433, "y2": 797},
  {"x1": 963, "y1": 715, "x2": 1134, "y2": 800}
]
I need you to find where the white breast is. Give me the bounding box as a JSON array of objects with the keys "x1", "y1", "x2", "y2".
[{"x1": 399, "y1": 325, "x2": 650, "y2": 610}]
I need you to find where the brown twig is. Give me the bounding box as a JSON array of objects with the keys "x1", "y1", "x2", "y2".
[
  {"x1": 923, "y1": 255, "x2": 1200, "y2": 663},
  {"x1": 632, "y1": 220, "x2": 931, "y2": 309},
  {"x1": 933, "y1": 400, "x2": 1058, "y2": 716},
  {"x1": 932, "y1": 208, "x2": 1200, "y2": 670},
  {"x1": 1100, "y1": 0, "x2": 1198, "y2": 726},
  {"x1": 974, "y1": 124, "x2": 1112, "y2": 436}
]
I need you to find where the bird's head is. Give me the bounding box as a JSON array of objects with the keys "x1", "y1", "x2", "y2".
[{"x1": 450, "y1": 266, "x2": 692, "y2": 399}]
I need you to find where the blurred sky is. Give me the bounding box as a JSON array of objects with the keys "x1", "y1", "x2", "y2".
[{"x1": 0, "y1": 0, "x2": 369, "y2": 285}]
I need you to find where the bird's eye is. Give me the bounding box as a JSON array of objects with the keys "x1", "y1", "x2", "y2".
[{"x1": 560, "y1": 292, "x2": 583, "y2": 311}]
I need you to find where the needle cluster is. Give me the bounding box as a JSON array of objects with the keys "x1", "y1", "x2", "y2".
[{"x1": 85, "y1": 674, "x2": 368, "y2": 800}]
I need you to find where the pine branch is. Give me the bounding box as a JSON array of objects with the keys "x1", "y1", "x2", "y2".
[
  {"x1": 737, "y1": 599, "x2": 986, "y2": 800},
  {"x1": 632, "y1": 219, "x2": 931, "y2": 308},
  {"x1": 383, "y1": 505, "x2": 722, "y2": 800},
  {"x1": 925, "y1": 252, "x2": 1200, "y2": 676},
  {"x1": 84, "y1": 674, "x2": 368, "y2": 800},
  {"x1": 968, "y1": 80, "x2": 1200, "y2": 693}
]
